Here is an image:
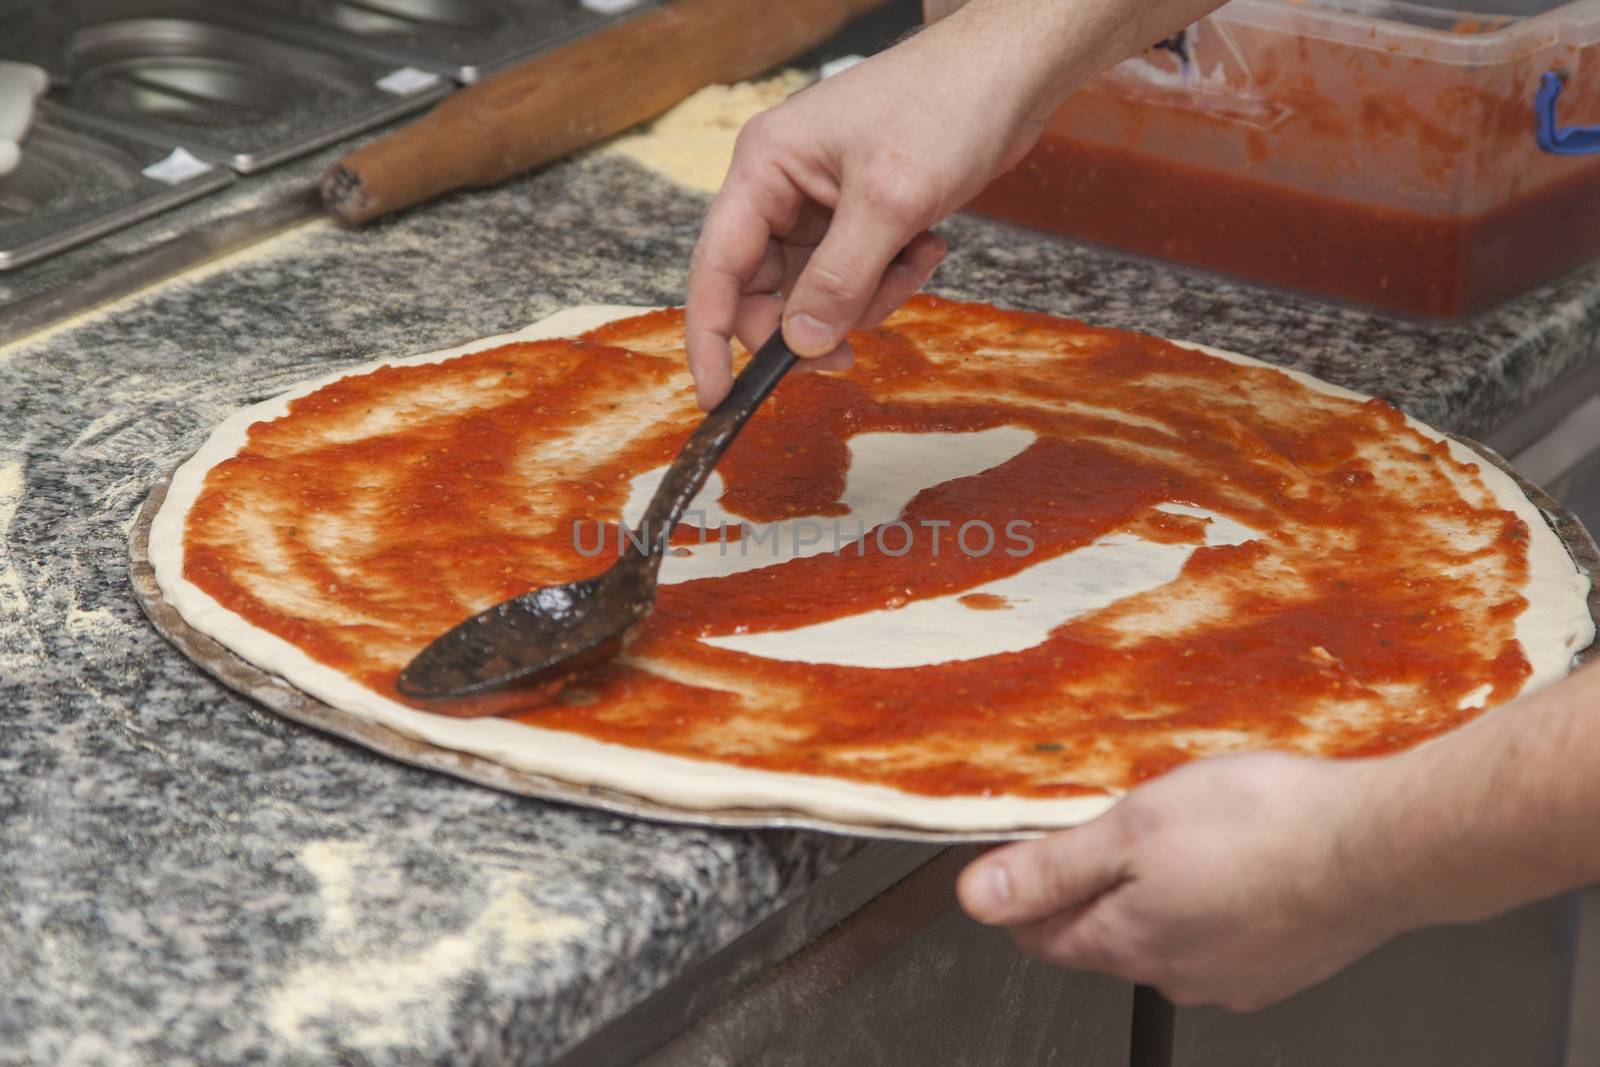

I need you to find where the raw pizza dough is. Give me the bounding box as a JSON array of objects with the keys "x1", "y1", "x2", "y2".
[{"x1": 149, "y1": 302, "x2": 1595, "y2": 831}]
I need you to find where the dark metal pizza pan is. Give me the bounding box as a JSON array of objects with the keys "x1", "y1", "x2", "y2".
[{"x1": 128, "y1": 435, "x2": 1600, "y2": 843}]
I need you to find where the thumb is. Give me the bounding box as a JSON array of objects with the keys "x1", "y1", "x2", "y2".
[
  {"x1": 783, "y1": 189, "x2": 924, "y2": 357},
  {"x1": 958, "y1": 817, "x2": 1129, "y2": 926}
]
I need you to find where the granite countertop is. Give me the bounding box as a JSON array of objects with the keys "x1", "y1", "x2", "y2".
[{"x1": 5, "y1": 137, "x2": 1600, "y2": 1066}]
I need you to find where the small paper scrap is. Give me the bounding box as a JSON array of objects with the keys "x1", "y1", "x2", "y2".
[
  {"x1": 376, "y1": 67, "x2": 442, "y2": 96},
  {"x1": 142, "y1": 147, "x2": 213, "y2": 185}
]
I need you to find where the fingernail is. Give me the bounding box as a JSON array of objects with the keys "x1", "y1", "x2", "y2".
[
  {"x1": 970, "y1": 863, "x2": 1012, "y2": 916},
  {"x1": 785, "y1": 313, "x2": 835, "y2": 356}
]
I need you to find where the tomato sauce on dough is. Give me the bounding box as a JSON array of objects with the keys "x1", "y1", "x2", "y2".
[{"x1": 184, "y1": 297, "x2": 1534, "y2": 799}]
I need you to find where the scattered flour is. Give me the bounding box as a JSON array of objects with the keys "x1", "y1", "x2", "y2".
[
  {"x1": 267, "y1": 838, "x2": 588, "y2": 1050},
  {"x1": 65, "y1": 606, "x2": 130, "y2": 644},
  {"x1": 0, "y1": 455, "x2": 50, "y2": 682},
  {"x1": 0, "y1": 459, "x2": 29, "y2": 619},
  {"x1": 603, "y1": 69, "x2": 812, "y2": 194}
]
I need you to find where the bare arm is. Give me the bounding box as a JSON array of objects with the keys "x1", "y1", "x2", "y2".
[
  {"x1": 1371, "y1": 656, "x2": 1600, "y2": 924},
  {"x1": 685, "y1": 0, "x2": 1230, "y2": 407},
  {"x1": 956, "y1": 659, "x2": 1600, "y2": 1011}
]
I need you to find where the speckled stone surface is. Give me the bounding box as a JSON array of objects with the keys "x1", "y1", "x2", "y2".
[{"x1": 5, "y1": 138, "x2": 1600, "y2": 1067}]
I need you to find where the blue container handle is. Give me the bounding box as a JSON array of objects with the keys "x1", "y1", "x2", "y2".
[{"x1": 1536, "y1": 70, "x2": 1600, "y2": 156}]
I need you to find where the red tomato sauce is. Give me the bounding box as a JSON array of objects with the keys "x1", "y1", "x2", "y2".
[
  {"x1": 184, "y1": 297, "x2": 1535, "y2": 798},
  {"x1": 970, "y1": 133, "x2": 1600, "y2": 320}
]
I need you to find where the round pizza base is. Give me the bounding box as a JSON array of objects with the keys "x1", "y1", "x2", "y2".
[
  {"x1": 130, "y1": 473, "x2": 1043, "y2": 842},
  {"x1": 131, "y1": 309, "x2": 1600, "y2": 841},
  {"x1": 129, "y1": 442, "x2": 1600, "y2": 842}
]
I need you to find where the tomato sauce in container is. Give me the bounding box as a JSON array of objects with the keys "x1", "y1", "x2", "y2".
[{"x1": 968, "y1": 0, "x2": 1600, "y2": 320}]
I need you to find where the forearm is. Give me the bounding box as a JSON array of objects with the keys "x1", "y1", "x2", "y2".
[
  {"x1": 929, "y1": 0, "x2": 1229, "y2": 120},
  {"x1": 1362, "y1": 660, "x2": 1600, "y2": 927}
]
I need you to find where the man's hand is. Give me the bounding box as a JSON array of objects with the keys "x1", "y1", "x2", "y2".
[
  {"x1": 684, "y1": 0, "x2": 1231, "y2": 408},
  {"x1": 684, "y1": 6, "x2": 1050, "y2": 408},
  {"x1": 957, "y1": 752, "x2": 1409, "y2": 1011},
  {"x1": 956, "y1": 659, "x2": 1600, "y2": 1009}
]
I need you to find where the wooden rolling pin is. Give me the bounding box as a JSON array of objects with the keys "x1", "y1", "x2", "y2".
[{"x1": 321, "y1": 0, "x2": 886, "y2": 224}]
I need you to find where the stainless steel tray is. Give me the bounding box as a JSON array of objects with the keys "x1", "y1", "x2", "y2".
[
  {"x1": 127, "y1": 436, "x2": 1600, "y2": 842},
  {"x1": 0, "y1": 100, "x2": 233, "y2": 271},
  {"x1": 10, "y1": 5, "x2": 452, "y2": 174},
  {"x1": 240, "y1": 0, "x2": 659, "y2": 83}
]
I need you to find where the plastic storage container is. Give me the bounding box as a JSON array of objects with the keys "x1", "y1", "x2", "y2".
[{"x1": 968, "y1": 0, "x2": 1600, "y2": 319}]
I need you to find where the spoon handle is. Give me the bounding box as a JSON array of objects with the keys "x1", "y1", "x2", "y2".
[{"x1": 639, "y1": 330, "x2": 800, "y2": 550}]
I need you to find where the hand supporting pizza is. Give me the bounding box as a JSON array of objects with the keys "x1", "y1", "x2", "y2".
[
  {"x1": 958, "y1": 660, "x2": 1600, "y2": 1010},
  {"x1": 957, "y1": 751, "x2": 1401, "y2": 1010}
]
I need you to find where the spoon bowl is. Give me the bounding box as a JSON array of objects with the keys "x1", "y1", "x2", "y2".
[{"x1": 396, "y1": 328, "x2": 798, "y2": 702}]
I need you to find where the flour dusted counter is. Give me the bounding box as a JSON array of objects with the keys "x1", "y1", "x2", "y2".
[{"x1": 2, "y1": 138, "x2": 1598, "y2": 1063}]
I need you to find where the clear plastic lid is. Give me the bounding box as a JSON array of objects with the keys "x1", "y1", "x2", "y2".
[
  {"x1": 1209, "y1": 0, "x2": 1600, "y2": 65},
  {"x1": 1304, "y1": 0, "x2": 1565, "y2": 28}
]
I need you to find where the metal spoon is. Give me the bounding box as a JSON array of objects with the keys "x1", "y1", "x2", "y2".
[{"x1": 395, "y1": 329, "x2": 799, "y2": 701}]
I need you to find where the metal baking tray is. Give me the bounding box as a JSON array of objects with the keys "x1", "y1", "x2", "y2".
[
  {"x1": 4, "y1": 4, "x2": 453, "y2": 174},
  {"x1": 0, "y1": 100, "x2": 233, "y2": 271},
  {"x1": 238, "y1": 0, "x2": 659, "y2": 83},
  {"x1": 127, "y1": 437, "x2": 1600, "y2": 842}
]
